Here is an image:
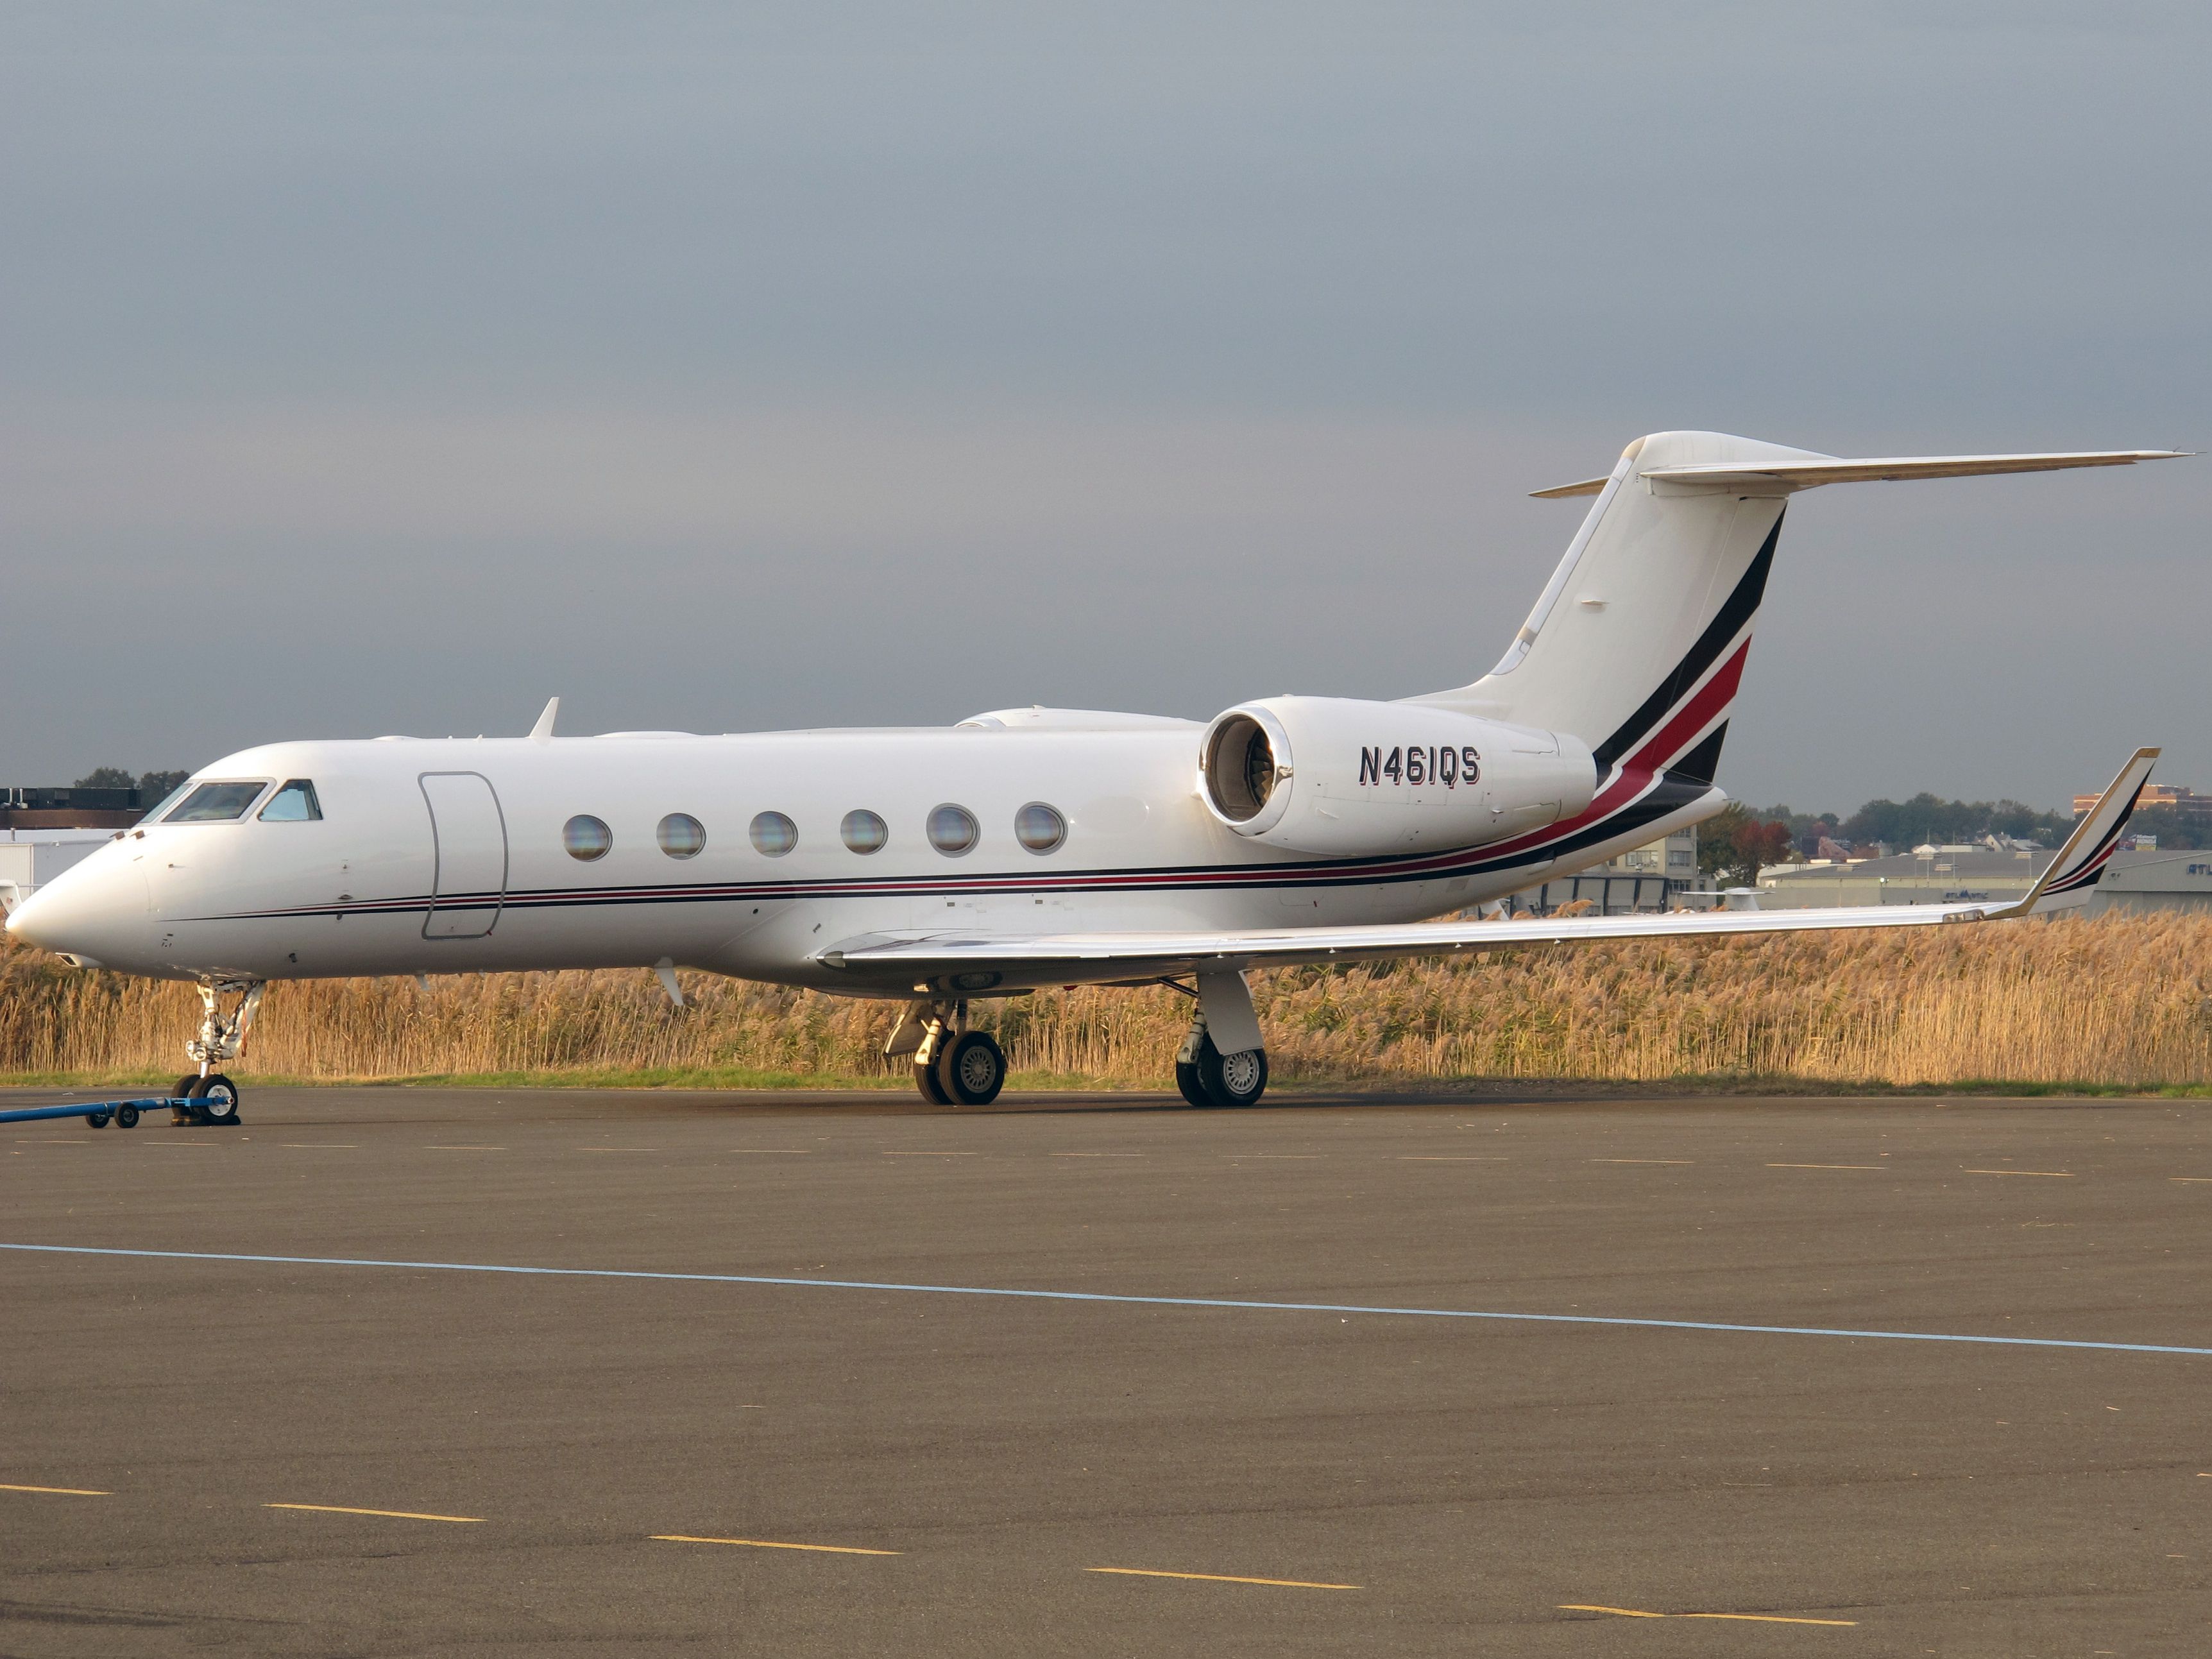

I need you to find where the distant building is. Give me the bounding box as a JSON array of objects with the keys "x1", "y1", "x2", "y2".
[
  {"x1": 2073, "y1": 781, "x2": 2212, "y2": 828},
  {"x1": 1755, "y1": 846, "x2": 2212, "y2": 915},
  {"x1": 0, "y1": 786, "x2": 144, "y2": 830},
  {"x1": 1757, "y1": 845, "x2": 2049, "y2": 908},
  {"x1": 1501, "y1": 828, "x2": 1697, "y2": 915},
  {"x1": 0, "y1": 828, "x2": 118, "y2": 897}
]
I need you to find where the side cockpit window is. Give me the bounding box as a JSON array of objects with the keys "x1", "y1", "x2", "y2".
[
  {"x1": 163, "y1": 781, "x2": 269, "y2": 822},
  {"x1": 259, "y1": 779, "x2": 323, "y2": 822}
]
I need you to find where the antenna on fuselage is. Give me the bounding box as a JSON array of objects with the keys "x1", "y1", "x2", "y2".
[{"x1": 529, "y1": 697, "x2": 559, "y2": 743}]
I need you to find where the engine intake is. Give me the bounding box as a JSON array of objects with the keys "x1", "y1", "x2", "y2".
[{"x1": 1201, "y1": 710, "x2": 1288, "y2": 826}]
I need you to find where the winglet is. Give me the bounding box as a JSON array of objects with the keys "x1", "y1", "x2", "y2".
[
  {"x1": 529, "y1": 696, "x2": 559, "y2": 743},
  {"x1": 1989, "y1": 747, "x2": 2160, "y2": 918}
]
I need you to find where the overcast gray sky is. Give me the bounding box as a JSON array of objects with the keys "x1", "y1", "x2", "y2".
[{"x1": 4, "y1": 3, "x2": 2204, "y2": 813}]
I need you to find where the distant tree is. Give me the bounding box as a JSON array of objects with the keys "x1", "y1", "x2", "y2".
[
  {"x1": 2125, "y1": 805, "x2": 2207, "y2": 851},
  {"x1": 1748, "y1": 803, "x2": 1844, "y2": 857},
  {"x1": 1697, "y1": 804, "x2": 1753, "y2": 883},
  {"x1": 73, "y1": 766, "x2": 137, "y2": 790},
  {"x1": 137, "y1": 769, "x2": 189, "y2": 800},
  {"x1": 1841, "y1": 793, "x2": 2070, "y2": 849},
  {"x1": 1697, "y1": 806, "x2": 1794, "y2": 886},
  {"x1": 1735, "y1": 817, "x2": 1796, "y2": 876}
]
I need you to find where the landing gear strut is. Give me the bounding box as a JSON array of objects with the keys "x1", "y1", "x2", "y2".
[
  {"x1": 179, "y1": 979, "x2": 262, "y2": 1127},
  {"x1": 889, "y1": 1001, "x2": 1008, "y2": 1106}
]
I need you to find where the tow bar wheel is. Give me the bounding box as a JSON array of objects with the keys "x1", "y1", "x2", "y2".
[{"x1": 191, "y1": 1073, "x2": 242, "y2": 1127}]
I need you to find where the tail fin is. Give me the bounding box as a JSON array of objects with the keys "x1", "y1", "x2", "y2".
[
  {"x1": 1414, "y1": 430, "x2": 1811, "y2": 783},
  {"x1": 1414, "y1": 432, "x2": 2184, "y2": 790},
  {"x1": 1991, "y1": 747, "x2": 2159, "y2": 916}
]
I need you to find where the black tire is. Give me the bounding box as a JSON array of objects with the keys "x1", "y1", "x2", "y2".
[
  {"x1": 1174, "y1": 1059, "x2": 1213, "y2": 1108},
  {"x1": 1195, "y1": 1035, "x2": 1268, "y2": 1107},
  {"x1": 190, "y1": 1073, "x2": 241, "y2": 1127},
  {"x1": 85, "y1": 1110, "x2": 111, "y2": 1129},
  {"x1": 115, "y1": 1104, "x2": 139, "y2": 1129},
  {"x1": 173, "y1": 1075, "x2": 200, "y2": 1124},
  {"x1": 914, "y1": 1056, "x2": 951, "y2": 1104},
  {"x1": 935, "y1": 1030, "x2": 1006, "y2": 1106}
]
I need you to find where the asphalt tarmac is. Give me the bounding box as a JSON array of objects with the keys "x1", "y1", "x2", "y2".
[{"x1": 3, "y1": 1083, "x2": 2209, "y2": 1656}]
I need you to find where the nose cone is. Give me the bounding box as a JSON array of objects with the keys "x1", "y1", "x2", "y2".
[{"x1": 6, "y1": 854, "x2": 146, "y2": 968}]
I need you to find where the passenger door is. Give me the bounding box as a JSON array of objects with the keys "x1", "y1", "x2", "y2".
[{"x1": 420, "y1": 772, "x2": 507, "y2": 939}]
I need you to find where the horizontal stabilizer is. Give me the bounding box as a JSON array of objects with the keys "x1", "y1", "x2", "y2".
[
  {"x1": 1639, "y1": 450, "x2": 2185, "y2": 493},
  {"x1": 1528, "y1": 475, "x2": 1612, "y2": 499},
  {"x1": 1531, "y1": 448, "x2": 2186, "y2": 499}
]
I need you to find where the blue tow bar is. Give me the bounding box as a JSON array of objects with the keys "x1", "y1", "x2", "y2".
[{"x1": 0, "y1": 1098, "x2": 200, "y2": 1128}]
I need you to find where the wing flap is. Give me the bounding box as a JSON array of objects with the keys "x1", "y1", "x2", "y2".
[{"x1": 821, "y1": 749, "x2": 2158, "y2": 987}]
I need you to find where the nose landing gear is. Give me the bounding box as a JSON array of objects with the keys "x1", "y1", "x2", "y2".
[{"x1": 178, "y1": 979, "x2": 262, "y2": 1126}]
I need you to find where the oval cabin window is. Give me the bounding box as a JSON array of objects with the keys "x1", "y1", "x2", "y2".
[
  {"x1": 927, "y1": 803, "x2": 979, "y2": 856},
  {"x1": 564, "y1": 815, "x2": 612, "y2": 861},
  {"x1": 841, "y1": 810, "x2": 888, "y2": 855},
  {"x1": 1014, "y1": 801, "x2": 1065, "y2": 853},
  {"x1": 657, "y1": 813, "x2": 706, "y2": 858},
  {"x1": 749, "y1": 811, "x2": 797, "y2": 857}
]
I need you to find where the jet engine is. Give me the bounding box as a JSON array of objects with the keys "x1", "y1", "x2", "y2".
[{"x1": 1197, "y1": 696, "x2": 1595, "y2": 856}]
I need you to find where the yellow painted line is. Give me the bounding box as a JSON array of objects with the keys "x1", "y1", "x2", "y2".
[
  {"x1": 579, "y1": 1147, "x2": 661, "y2": 1153},
  {"x1": 1088, "y1": 1567, "x2": 1359, "y2": 1589},
  {"x1": 728, "y1": 1148, "x2": 813, "y2": 1154},
  {"x1": 281, "y1": 1143, "x2": 359, "y2": 1148},
  {"x1": 1051, "y1": 1152, "x2": 1146, "y2": 1157},
  {"x1": 427, "y1": 1145, "x2": 506, "y2": 1151},
  {"x1": 1227, "y1": 1154, "x2": 1322, "y2": 1159},
  {"x1": 1592, "y1": 1158, "x2": 1693, "y2": 1166},
  {"x1": 0, "y1": 1483, "x2": 110, "y2": 1496},
  {"x1": 1768, "y1": 1162, "x2": 1882, "y2": 1171},
  {"x1": 1561, "y1": 1604, "x2": 1664, "y2": 1618},
  {"x1": 1397, "y1": 1155, "x2": 1509, "y2": 1161},
  {"x1": 2171, "y1": 1178, "x2": 2212, "y2": 1184},
  {"x1": 1561, "y1": 1604, "x2": 1855, "y2": 1626},
  {"x1": 265, "y1": 1502, "x2": 484, "y2": 1523},
  {"x1": 880, "y1": 1152, "x2": 976, "y2": 1157},
  {"x1": 1962, "y1": 1168, "x2": 2072, "y2": 1178},
  {"x1": 653, "y1": 1533, "x2": 899, "y2": 1555}
]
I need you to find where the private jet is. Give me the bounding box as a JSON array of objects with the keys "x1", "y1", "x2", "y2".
[{"x1": 6, "y1": 431, "x2": 2179, "y2": 1121}]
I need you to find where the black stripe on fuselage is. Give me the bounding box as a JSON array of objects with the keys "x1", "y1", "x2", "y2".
[
  {"x1": 204, "y1": 766, "x2": 1715, "y2": 924},
  {"x1": 1589, "y1": 509, "x2": 1783, "y2": 773}
]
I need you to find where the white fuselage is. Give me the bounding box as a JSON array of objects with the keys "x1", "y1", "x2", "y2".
[{"x1": 15, "y1": 717, "x2": 1705, "y2": 996}]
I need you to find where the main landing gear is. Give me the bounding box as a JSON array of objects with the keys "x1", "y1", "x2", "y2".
[
  {"x1": 889, "y1": 1003, "x2": 1008, "y2": 1106},
  {"x1": 1175, "y1": 1028, "x2": 1270, "y2": 1109},
  {"x1": 1168, "y1": 973, "x2": 1274, "y2": 1119},
  {"x1": 1170, "y1": 968, "x2": 1270, "y2": 1109},
  {"x1": 884, "y1": 971, "x2": 1272, "y2": 1110},
  {"x1": 174, "y1": 979, "x2": 262, "y2": 1127}
]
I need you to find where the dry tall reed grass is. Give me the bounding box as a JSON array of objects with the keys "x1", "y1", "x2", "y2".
[{"x1": 4, "y1": 913, "x2": 2208, "y2": 1088}]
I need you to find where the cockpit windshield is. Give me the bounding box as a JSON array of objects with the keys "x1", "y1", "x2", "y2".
[
  {"x1": 162, "y1": 781, "x2": 268, "y2": 823},
  {"x1": 259, "y1": 779, "x2": 323, "y2": 822}
]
